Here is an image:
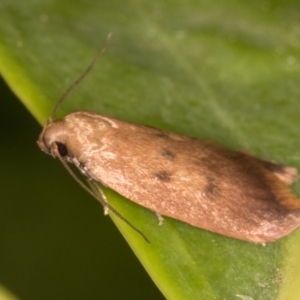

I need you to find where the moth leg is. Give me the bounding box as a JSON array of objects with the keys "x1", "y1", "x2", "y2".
[
  {"x1": 88, "y1": 181, "x2": 150, "y2": 243},
  {"x1": 96, "y1": 187, "x2": 109, "y2": 215},
  {"x1": 78, "y1": 163, "x2": 110, "y2": 215},
  {"x1": 156, "y1": 213, "x2": 164, "y2": 226},
  {"x1": 90, "y1": 180, "x2": 110, "y2": 215},
  {"x1": 238, "y1": 150, "x2": 298, "y2": 185}
]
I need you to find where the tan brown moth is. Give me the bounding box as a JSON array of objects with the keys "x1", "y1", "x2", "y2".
[{"x1": 38, "y1": 35, "x2": 300, "y2": 244}]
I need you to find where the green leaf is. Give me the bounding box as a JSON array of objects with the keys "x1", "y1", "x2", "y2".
[
  {"x1": 0, "y1": 285, "x2": 20, "y2": 300},
  {"x1": 1, "y1": 1, "x2": 300, "y2": 299}
]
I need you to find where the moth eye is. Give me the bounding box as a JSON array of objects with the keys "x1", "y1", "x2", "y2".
[{"x1": 56, "y1": 142, "x2": 69, "y2": 157}]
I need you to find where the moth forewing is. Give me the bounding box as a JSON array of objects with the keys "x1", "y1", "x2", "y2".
[{"x1": 38, "y1": 110, "x2": 300, "y2": 243}]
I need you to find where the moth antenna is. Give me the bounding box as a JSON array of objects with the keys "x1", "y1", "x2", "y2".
[
  {"x1": 48, "y1": 32, "x2": 112, "y2": 124},
  {"x1": 52, "y1": 144, "x2": 150, "y2": 243}
]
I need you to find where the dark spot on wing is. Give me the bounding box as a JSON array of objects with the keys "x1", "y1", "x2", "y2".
[
  {"x1": 155, "y1": 171, "x2": 171, "y2": 182},
  {"x1": 155, "y1": 132, "x2": 169, "y2": 138},
  {"x1": 205, "y1": 179, "x2": 219, "y2": 197},
  {"x1": 161, "y1": 148, "x2": 176, "y2": 160}
]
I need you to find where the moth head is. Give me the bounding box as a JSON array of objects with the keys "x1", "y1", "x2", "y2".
[{"x1": 37, "y1": 120, "x2": 68, "y2": 157}]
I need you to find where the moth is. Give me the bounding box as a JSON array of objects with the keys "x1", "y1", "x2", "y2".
[{"x1": 37, "y1": 37, "x2": 300, "y2": 244}]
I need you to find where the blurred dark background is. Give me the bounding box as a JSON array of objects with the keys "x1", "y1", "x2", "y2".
[{"x1": 0, "y1": 77, "x2": 164, "y2": 299}]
